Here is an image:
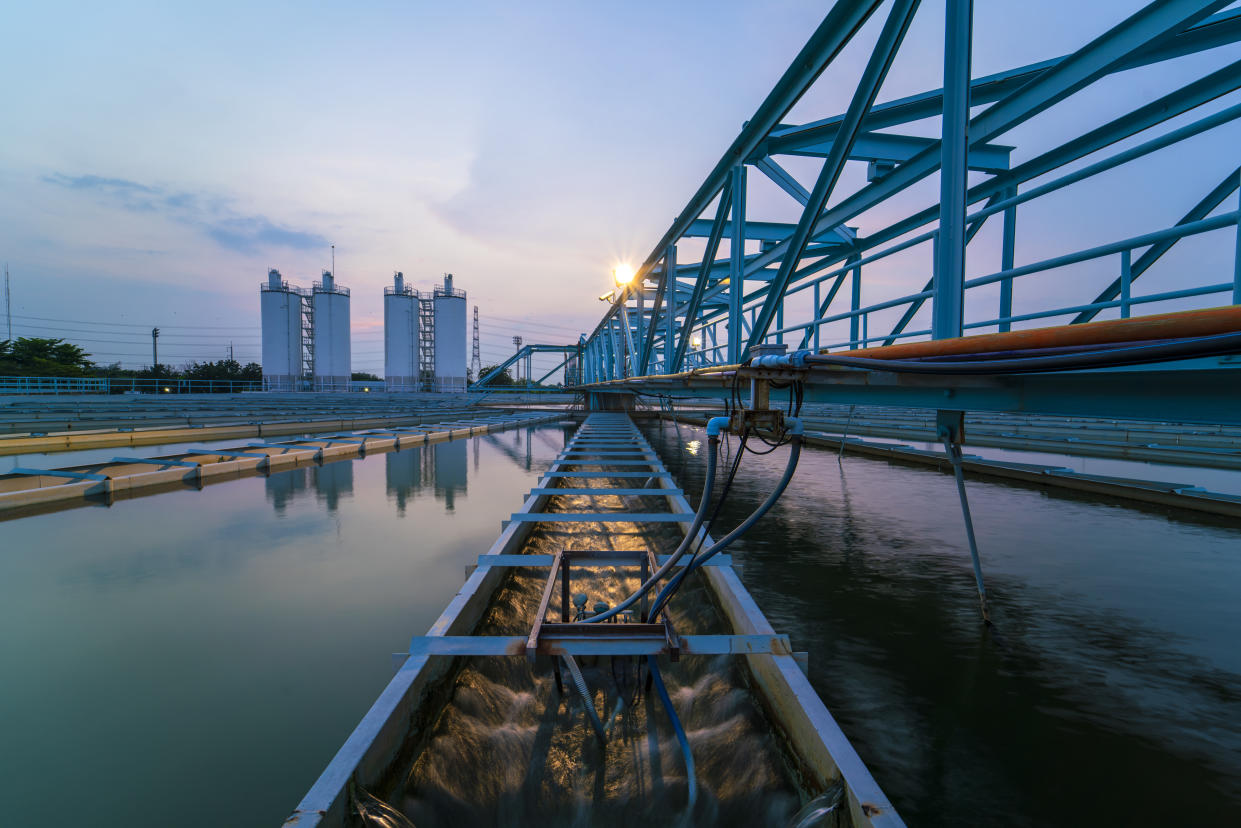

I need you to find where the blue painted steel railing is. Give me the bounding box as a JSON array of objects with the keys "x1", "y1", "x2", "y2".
[
  {"x1": 578, "y1": 2, "x2": 1241, "y2": 383},
  {"x1": 0, "y1": 376, "x2": 262, "y2": 395}
]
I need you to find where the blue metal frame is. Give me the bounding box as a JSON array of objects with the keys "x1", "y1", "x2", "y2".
[
  {"x1": 577, "y1": 1, "x2": 1241, "y2": 416},
  {"x1": 473, "y1": 343, "x2": 581, "y2": 390}
]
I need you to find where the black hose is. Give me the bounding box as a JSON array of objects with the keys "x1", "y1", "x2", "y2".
[
  {"x1": 649, "y1": 435, "x2": 803, "y2": 618},
  {"x1": 560, "y1": 655, "x2": 606, "y2": 744}
]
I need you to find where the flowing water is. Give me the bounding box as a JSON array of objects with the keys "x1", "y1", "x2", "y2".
[
  {"x1": 642, "y1": 419, "x2": 1241, "y2": 827},
  {"x1": 369, "y1": 483, "x2": 810, "y2": 828}
]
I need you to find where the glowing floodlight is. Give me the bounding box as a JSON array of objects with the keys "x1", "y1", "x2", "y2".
[{"x1": 612, "y1": 263, "x2": 635, "y2": 287}]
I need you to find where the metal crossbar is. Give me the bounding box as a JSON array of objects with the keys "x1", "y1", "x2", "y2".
[
  {"x1": 108, "y1": 457, "x2": 199, "y2": 468},
  {"x1": 476, "y1": 553, "x2": 731, "y2": 568},
  {"x1": 508, "y1": 513, "x2": 691, "y2": 523},
  {"x1": 407, "y1": 634, "x2": 791, "y2": 657},
  {"x1": 526, "y1": 488, "x2": 681, "y2": 496},
  {"x1": 8, "y1": 467, "x2": 108, "y2": 481}
]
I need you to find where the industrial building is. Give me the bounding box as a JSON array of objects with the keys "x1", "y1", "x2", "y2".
[
  {"x1": 260, "y1": 268, "x2": 351, "y2": 392},
  {"x1": 432, "y1": 273, "x2": 467, "y2": 392},
  {"x1": 259, "y1": 269, "x2": 309, "y2": 392},
  {"x1": 382, "y1": 271, "x2": 468, "y2": 392},
  {"x1": 383, "y1": 272, "x2": 420, "y2": 392},
  {"x1": 311, "y1": 271, "x2": 351, "y2": 392},
  {"x1": 262, "y1": 267, "x2": 467, "y2": 393}
]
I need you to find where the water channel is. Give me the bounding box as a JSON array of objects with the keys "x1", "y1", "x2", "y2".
[
  {"x1": 0, "y1": 425, "x2": 570, "y2": 827},
  {"x1": 1, "y1": 416, "x2": 1238, "y2": 826},
  {"x1": 641, "y1": 419, "x2": 1241, "y2": 827}
]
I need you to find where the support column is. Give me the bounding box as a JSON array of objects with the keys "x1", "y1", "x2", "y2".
[
  {"x1": 999, "y1": 185, "x2": 1016, "y2": 332},
  {"x1": 665, "y1": 244, "x2": 677, "y2": 373},
  {"x1": 813, "y1": 281, "x2": 821, "y2": 351},
  {"x1": 728, "y1": 164, "x2": 747, "y2": 362},
  {"x1": 933, "y1": 0, "x2": 972, "y2": 341},
  {"x1": 1234, "y1": 171, "x2": 1241, "y2": 304}
]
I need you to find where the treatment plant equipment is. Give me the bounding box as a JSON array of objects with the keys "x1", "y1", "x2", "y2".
[
  {"x1": 260, "y1": 269, "x2": 310, "y2": 391},
  {"x1": 260, "y1": 267, "x2": 352, "y2": 392},
  {"x1": 384, "y1": 272, "x2": 420, "y2": 392},
  {"x1": 312, "y1": 270, "x2": 351, "y2": 392},
  {"x1": 431, "y1": 273, "x2": 467, "y2": 392}
]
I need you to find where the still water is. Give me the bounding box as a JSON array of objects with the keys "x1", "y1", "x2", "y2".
[
  {"x1": 3, "y1": 416, "x2": 1239, "y2": 827},
  {"x1": 0, "y1": 425, "x2": 570, "y2": 828},
  {"x1": 643, "y1": 420, "x2": 1241, "y2": 827}
]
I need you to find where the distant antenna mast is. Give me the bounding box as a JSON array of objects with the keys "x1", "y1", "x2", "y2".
[
  {"x1": 3, "y1": 263, "x2": 10, "y2": 341},
  {"x1": 228, "y1": 341, "x2": 234, "y2": 362},
  {"x1": 331, "y1": 244, "x2": 335, "y2": 277},
  {"x1": 471, "y1": 305, "x2": 481, "y2": 380},
  {"x1": 512, "y1": 335, "x2": 522, "y2": 382},
  {"x1": 151, "y1": 327, "x2": 160, "y2": 369}
]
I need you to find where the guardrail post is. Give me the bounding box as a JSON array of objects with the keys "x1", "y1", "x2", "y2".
[
  {"x1": 813, "y1": 281, "x2": 821, "y2": 351},
  {"x1": 1121, "y1": 249, "x2": 1132, "y2": 319},
  {"x1": 999, "y1": 185, "x2": 1016, "y2": 332},
  {"x1": 849, "y1": 254, "x2": 862, "y2": 348}
]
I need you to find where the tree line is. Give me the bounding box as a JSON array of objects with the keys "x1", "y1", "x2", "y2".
[{"x1": 0, "y1": 337, "x2": 261, "y2": 383}]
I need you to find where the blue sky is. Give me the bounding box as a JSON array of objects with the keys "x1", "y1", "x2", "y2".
[{"x1": 2, "y1": 1, "x2": 1238, "y2": 372}]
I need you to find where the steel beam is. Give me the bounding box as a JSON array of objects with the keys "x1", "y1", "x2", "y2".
[
  {"x1": 747, "y1": 0, "x2": 921, "y2": 353},
  {"x1": 729, "y1": 164, "x2": 747, "y2": 362},
  {"x1": 586, "y1": 0, "x2": 885, "y2": 344},
  {"x1": 934, "y1": 0, "x2": 972, "y2": 341}
]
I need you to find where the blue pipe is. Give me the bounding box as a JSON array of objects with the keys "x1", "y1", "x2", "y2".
[{"x1": 647, "y1": 655, "x2": 697, "y2": 811}]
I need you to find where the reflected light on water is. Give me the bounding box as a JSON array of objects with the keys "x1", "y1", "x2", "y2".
[{"x1": 685, "y1": 440, "x2": 701, "y2": 456}]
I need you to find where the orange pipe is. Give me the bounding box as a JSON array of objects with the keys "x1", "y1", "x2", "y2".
[{"x1": 829, "y1": 306, "x2": 1241, "y2": 360}]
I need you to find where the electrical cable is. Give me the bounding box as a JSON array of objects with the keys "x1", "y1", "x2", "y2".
[
  {"x1": 580, "y1": 426, "x2": 723, "y2": 624},
  {"x1": 649, "y1": 431, "x2": 802, "y2": 618},
  {"x1": 560, "y1": 655, "x2": 606, "y2": 744},
  {"x1": 804, "y1": 330, "x2": 1241, "y2": 374},
  {"x1": 647, "y1": 655, "x2": 698, "y2": 812}
]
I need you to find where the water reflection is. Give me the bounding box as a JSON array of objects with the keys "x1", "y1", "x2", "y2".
[
  {"x1": 313, "y1": 461, "x2": 354, "y2": 512},
  {"x1": 0, "y1": 426, "x2": 572, "y2": 828},
  {"x1": 433, "y1": 440, "x2": 467, "y2": 510},
  {"x1": 643, "y1": 422, "x2": 1241, "y2": 827},
  {"x1": 266, "y1": 466, "x2": 308, "y2": 514},
  {"x1": 386, "y1": 447, "x2": 424, "y2": 516},
  {"x1": 483, "y1": 427, "x2": 536, "y2": 472}
]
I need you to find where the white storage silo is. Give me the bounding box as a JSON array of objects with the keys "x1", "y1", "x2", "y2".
[
  {"x1": 313, "y1": 270, "x2": 351, "y2": 392},
  {"x1": 260, "y1": 268, "x2": 305, "y2": 392},
  {"x1": 383, "y1": 272, "x2": 419, "y2": 392},
  {"x1": 433, "y1": 273, "x2": 467, "y2": 392}
]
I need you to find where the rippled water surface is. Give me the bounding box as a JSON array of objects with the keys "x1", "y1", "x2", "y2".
[
  {"x1": 0, "y1": 426, "x2": 570, "y2": 828},
  {"x1": 642, "y1": 419, "x2": 1241, "y2": 827}
]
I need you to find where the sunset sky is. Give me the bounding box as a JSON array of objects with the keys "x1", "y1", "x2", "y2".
[{"x1": 3, "y1": 1, "x2": 1237, "y2": 372}]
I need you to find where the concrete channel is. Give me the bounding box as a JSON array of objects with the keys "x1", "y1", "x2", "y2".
[
  {"x1": 661, "y1": 412, "x2": 1241, "y2": 519},
  {"x1": 0, "y1": 411, "x2": 562, "y2": 520},
  {"x1": 287, "y1": 411, "x2": 899, "y2": 827}
]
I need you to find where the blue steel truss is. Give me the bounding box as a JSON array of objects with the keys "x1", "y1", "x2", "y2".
[
  {"x1": 473, "y1": 343, "x2": 582, "y2": 390},
  {"x1": 577, "y1": 1, "x2": 1241, "y2": 407}
]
